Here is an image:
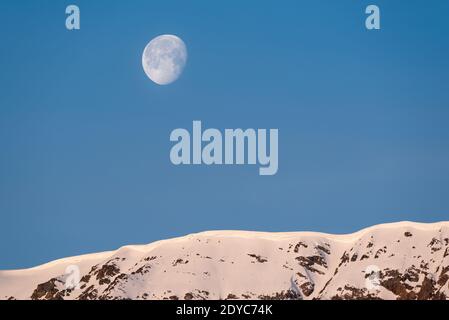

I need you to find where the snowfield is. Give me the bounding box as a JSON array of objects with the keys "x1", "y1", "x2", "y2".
[{"x1": 1, "y1": 221, "x2": 449, "y2": 300}]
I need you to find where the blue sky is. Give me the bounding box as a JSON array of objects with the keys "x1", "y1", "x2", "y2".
[{"x1": 1, "y1": 0, "x2": 449, "y2": 269}]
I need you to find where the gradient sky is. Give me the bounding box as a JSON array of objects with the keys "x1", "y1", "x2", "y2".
[{"x1": 1, "y1": 0, "x2": 449, "y2": 269}]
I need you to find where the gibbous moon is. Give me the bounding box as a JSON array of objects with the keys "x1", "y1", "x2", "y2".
[{"x1": 142, "y1": 34, "x2": 188, "y2": 85}]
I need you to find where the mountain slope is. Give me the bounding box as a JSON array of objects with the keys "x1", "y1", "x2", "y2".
[{"x1": 1, "y1": 221, "x2": 449, "y2": 300}]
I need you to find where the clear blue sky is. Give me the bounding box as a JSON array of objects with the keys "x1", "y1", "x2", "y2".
[{"x1": 1, "y1": 0, "x2": 448, "y2": 269}]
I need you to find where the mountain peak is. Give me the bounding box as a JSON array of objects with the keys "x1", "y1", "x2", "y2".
[{"x1": 1, "y1": 221, "x2": 449, "y2": 300}]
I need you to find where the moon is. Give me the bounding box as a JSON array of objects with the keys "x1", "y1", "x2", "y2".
[{"x1": 142, "y1": 35, "x2": 188, "y2": 85}]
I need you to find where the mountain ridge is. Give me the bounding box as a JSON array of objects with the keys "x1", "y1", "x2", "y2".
[{"x1": 1, "y1": 221, "x2": 449, "y2": 300}]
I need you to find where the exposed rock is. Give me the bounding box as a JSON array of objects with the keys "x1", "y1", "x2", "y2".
[
  {"x1": 247, "y1": 254, "x2": 268, "y2": 263},
  {"x1": 31, "y1": 278, "x2": 64, "y2": 300}
]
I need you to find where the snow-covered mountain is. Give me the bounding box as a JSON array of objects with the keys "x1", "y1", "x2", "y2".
[{"x1": 1, "y1": 221, "x2": 449, "y2": 300}]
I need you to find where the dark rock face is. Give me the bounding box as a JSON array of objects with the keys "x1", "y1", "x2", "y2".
[
  {"x1": 31, "y1": 278, "x2": 64, "y2": 300},
  {"x1": 94, "y1": 261, "x2": 121, "y2": 285},
  {"x1": 300, "y1": 281, "x2": 315, "y2": 297},
  {"x1": 331, "y1": 285, "x2": 382, "y2": 300},
  {"x1": 296, "y1": 256, "x2": 327, "y2": 275},
  {"x1": 247, "y1": 254, "x2": 268, "y2": 263},
  {"x1": 258, "y1": 290, "x2": 300, "y2": 300}
]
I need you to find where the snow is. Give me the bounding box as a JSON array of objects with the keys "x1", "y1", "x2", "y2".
[{"x1": 1, "y1": 221, "x2": 448, "y2": 300}]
